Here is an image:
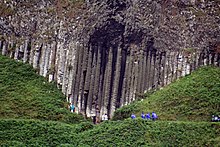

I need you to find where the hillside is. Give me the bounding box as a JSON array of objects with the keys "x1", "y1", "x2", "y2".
[
  {"x1": 1, "y1": 119, "x2": 219, "y2": 146},
  {"x1": 0, "y1": 55, "x2": 84, "y2": 124},
  {"x1": 0, "y1": 55, "x2": 220, "y2": 146},
  {"x1": 113, "y1": 66, "x2": 220, "y2": 122}
]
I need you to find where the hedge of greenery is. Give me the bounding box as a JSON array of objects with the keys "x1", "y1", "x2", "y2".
[
  {"x1": 1, "y1": 119, "x2": 219, "y2": 146},
  {"x1": 0, "y1": 55, "x2": 84, "y2": 124},
  {"x1": 113, "y1": 66, "x2": 220, "y2": 122}
]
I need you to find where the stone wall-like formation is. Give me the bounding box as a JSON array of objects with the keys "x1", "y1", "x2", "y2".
[{"x1": 0, "y1": 0, "x2": 219, "y2": 118}]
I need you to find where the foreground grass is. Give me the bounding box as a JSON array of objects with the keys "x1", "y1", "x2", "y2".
[
  {"x1": 0, "y1": 119, "x2": 219, "y2": 146},
  {"x1": 1, "y1": 55, "x2": 220, "y2": 146},
  {"x1": 113, "y1": 66, "x2": 220, "y2": 121},
  {"x1": 0, "y1": 55, "x2": 84, "y2": 123}
]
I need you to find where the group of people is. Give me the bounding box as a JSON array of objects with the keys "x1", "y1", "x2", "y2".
[
  {"x1": 131, "y1": 112, "x2": 158, "y2": 121},
  {"x1": 68, "y1": 102, "x2": 108, "y2": 124},
  {"x1": 212, "y1": 115, "x2": 220, "y2": 122},
  {"x1": 92, "y1": 113, "x2": 108, "y2": 124}
]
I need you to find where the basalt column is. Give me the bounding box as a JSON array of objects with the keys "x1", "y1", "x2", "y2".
[{"x1": 72, "y1": 19, "x2": 126, "y2": 117}]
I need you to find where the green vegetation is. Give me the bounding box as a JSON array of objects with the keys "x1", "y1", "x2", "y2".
[
  {"x1": 1, "y1": 119, "x2": 219, "y2": 146},
  {"x1": 0, "y1": 55, "x2": 84, "y2": 124},
  {"x1": 0, "y1": 54, "x2": 220, "y2": 146},
  {"x1": 113, "y1": 66, "x2": 220, "y2": 121},
  {"x1": 0, "y1": 119, "x2": 93, "y2": 146}
]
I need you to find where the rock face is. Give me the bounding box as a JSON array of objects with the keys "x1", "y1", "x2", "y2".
[{"x1": 0, "y1": 0, "x2": 219, "y2": 118}]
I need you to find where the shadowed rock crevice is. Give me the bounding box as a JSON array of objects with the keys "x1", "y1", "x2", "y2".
[{"x1": 78, "y1": 19, "x2": 126, "y2": 117}]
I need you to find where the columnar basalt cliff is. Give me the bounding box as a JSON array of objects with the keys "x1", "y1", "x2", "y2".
[{"x1": 0, "y1": 0, "x2": 219, "y2": 118}]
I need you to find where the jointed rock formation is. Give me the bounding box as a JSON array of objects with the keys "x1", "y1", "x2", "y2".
[{"x1": 0, "y1": 0, "x2": 219, "y2": 118}]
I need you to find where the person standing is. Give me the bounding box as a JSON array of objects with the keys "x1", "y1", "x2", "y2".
[
  {"x1": 145, "y1": 113, "x2": 151, "y2": 120},
  {"x1": 104, "y1": 114, "x2": 108, "y2": 121},
  {"x1": 70, "y1": 103, "x2": 75, "y2": 113},
  {"x1": 131, "y1": 113, "x2": 136, "y2": 119},
  {"x1": 141, "y1": 112, "x2": 145, "y2": 119},
  {"x1": 152, "y1": 112, "x2": 158, "y2": 121},
  {"x1": 102, "y1": 114, "x2": 108, "y2": 121}
]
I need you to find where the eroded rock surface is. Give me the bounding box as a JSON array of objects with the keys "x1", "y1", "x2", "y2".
[{"x1": 0, "y1": 0, "x2": 219, "y2": 118}]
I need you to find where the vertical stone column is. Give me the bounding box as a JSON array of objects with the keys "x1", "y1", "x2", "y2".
[
  {"x1": 18, "y1": 44, "x2": 24, "y2": 60},
  {"x1": 160, "y1": 51, "x2": 166, "y2": 87},
  {"x1": 98, "y1": 45, "x2": 106, "y2": 116},
  {"x1": 117, "y1": 48, "x2": 126, "y2": 108},
  {"x1": 192, "y1": 52, "x2": 198, "y2": 72},
  {"x1": 149, "y1": 51, "x2": 155, "y2": 89},
  {"x1": 174, "y1": 52, "x2": 179, "y2": 81},
  {"x1": 0, "y1": 40, "x2": 2, "y2": 52},
  {"x1": 154, "y1": 52, "x2": 160, "y2": 89},
  {"x1": 88, "y1": 56, "x2": 97, "y2": 116},
  {"x1": 157, "y1": 52, "x2": 162, "y2": 89},
  {"x1": 83, "y1": 45, "x2": 93, "y2": 114},
  {"x1": 198, "y1": 50, "x2": 205, "y2": 67},
  {"x1": 93, "y1": 45, "x2": 101, "y2": 116},
  {"x1": 29, "y1": 40, "x2": 35, "y2": 65},
  {"x1": 147, "y1": 51, "x2": 153, "y2": 90},
  {"x1": 210, "y1": 52, "x2": 215, "y2": 65},
  {"x1": 121, "y1": 50, "x2": 130, "y2": 106},
  {"x1": 102, "y1": 47, "x2": 113, "y2": 115},
  {"x1": 186, "y1": 55, "x2": 191, "y2": 75},
  {"x1": 23, "y1": 39, "x2": 30, "y2": 63},
  {"x1": 124, "y1": 49, "x2": 132, "y2": 104},
  {"x1": 208, "y1": 52, "x2": 212, "y2": 65},
  {"x1": 137, "y1": 50, "x2": 145, "y2": 93},
  {"x1": 129, "y1": 61, "x2": 134, "y2": 102},
  {"x1": 214, "y1": 53, "x2": 219, "y2": 66},
  {"x1": 170, "y1": 52, "x2": 175, "y2": 82},
  {"x1": 8, "y1": 40, "x2": 15, "y2": 58},
  {"x1": 128, "y1": 51, "x2": 135, "y2": 103},
  {"x1": 100, "y1": 55, "x2": 108, "y2": 115},
  {"x1": 2, "y1": 41, "x2": 8, "y2": 56},
  {"x1": 174, "y1": 52, "x2": 179, "y2": 80},
  {"x1": 14, "y1": 44, "x2": 20, "y2": 60},
  {"x1": 204, "y1": 50, "x2": 208, "y2": 66},
  {"x1": 67, "y1": 43, "x2": 77, "y2": 99},
  {"x1": 61, "y1": 49, "x2": 68, "y2": 95},
  {"x1": 133, "y1": 57, "x2": 139, "y2": 100},
  {"x1": 182, "y1": 54, "x2": 187, "y2": 77},
  {"x1": 39, "y1": 44, "x2": 47, "y2": 76},
  {"x1": 110, "y1": 45, "x2": 122, "y2": 117},
  {"x1": 43, "y1": 44, "x2": 52, "y2": 77},
  {"x1": 73, "y1": 43, "x2": 85, "y2": 113},
  {"x1": 194, "y1": 51, "x2": 199, "y2": 70},
  {"x1": 55, "y1": 42, "x2": 61, "y2": 84},
  {"x1": 48, "y1": 41, "x2": 57, "y2": 82},
  {"x1": 141, "y1": 51, "x2": 147, "y2": 92},
  {"x1": 165, "y1": 50, "x2": 171, "y2": 85},
  {"x1": 151, "y1": 51, "x2": 156, "y2": 89},
  {"x1": 33, "y1": 43, "x2": 42, "y2": 70},
  {"x1": 144, "y1": 51, "x2": 150, "y2": 91},
  {"x1": 177, "y1": 51, "x2": 183, "y2": 79},
  {"x1": 217, "y1": 53, "x2": 220, "y2": 67},
  {"x1": 77, "y1": 44, "x2": 89, "y2": 114}
]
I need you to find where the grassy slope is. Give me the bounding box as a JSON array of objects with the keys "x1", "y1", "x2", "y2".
[
  {"x1": 0, "y1": 119, "x2": 219, "y2": 146},
  {"x1": 113, "y1": 66, "x2": 220, "y2": 121},
  {"x1": 1, "y1": 55, "x2": 220, "y2": 146},
  {"x1": 0, "y1": 55, "x2": 84, "y2": 123}
]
